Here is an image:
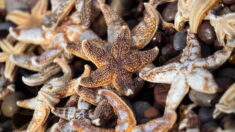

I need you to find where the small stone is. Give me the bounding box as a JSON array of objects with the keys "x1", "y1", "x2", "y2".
[
  {"x1": 143, "y1": 106, "x2": 160, "y2": 119},
  {"x1": 198, "y1": 21, "x2": 216, "y2": 44},
  {"x1": 162, "y1": 1, "x2": 178, "y2": 22},
  {"x1": 189, "y1": 90, "x2": 217, "y2": 107},
  {"x1": 132, "y1": 101, "x2": 151, "y2": 122},
  {"x1": 229, "y1": 53, "x2": 235, "y2": 65},
  {"x1": 223, "y1": 0, "x2": 235, "y2": 5},
  {"x1": 154, "y1": 84, "x2": 170, "y2": 107},
  {"x1": 198, "y1": 107, "x2": 213, "y2": 123},
  {"x1": 150, "y1": 31, "x2": 165, "y2": 47},
  {"x1": 173, "y1": 32, "x2": 187, "y2": 51},
  {"x1": 230, "y1": 4, "x2": 235, "y2": 12},
  {"x1": 161, "y1": 43, "x2": 179, "y2": 57}
]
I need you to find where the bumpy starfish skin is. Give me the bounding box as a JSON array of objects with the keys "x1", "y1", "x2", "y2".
[
  {"x1": 213, "y1": 83, "x2": 235, "y2": 118},
  {"x1": 139, "y1": 32, "x2": 233, "y2": 129},
  {"x1": 16, "y1": 58, "x2": 73, "y2": 132},
  {"x1": 6, "y1": 0, "x2": 48, "y2": 29},
  {"x1": 207, "y1": 13, "x2": 235, "y2": 48},
  {"x1": 0, "y1": 39, "x2": 28, "y2": 82},
  {"x1": 174, "y1": 0, "x2": 220, "y2": 33},
  {"x1": 71, "y1": 89, "x2": 177, "y2": 132},
  {"x1": 78, "y1": 25, "x2": 158, "y2": 96}
]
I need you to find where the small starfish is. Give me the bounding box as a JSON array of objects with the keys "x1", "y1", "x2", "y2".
[
  {"x1": 213, "y1": 83, "x2": 235, "y2": 118},
  {"x1": 206, "y1": 12, "x2": 235, "y2": 48},
  {"x1": 71, "y1": 89, "x2": 177, "y2": 132},
  {"x1": 0, "y1": 39, "x2": 28, "y2": 82},
  {"x1": 174, "y1": 0, "x2": 220, "y2": 33},
  {"x1": 16, "y1": 58, "x2": 73, "y2": 132},
  {"x1": 6, "y1": 0, "x2": 48, "y2": 29},
  {"x1": 139, "y1": 32, "x2": 233, "y2": 129},
  {"x1": 77, "y1": 25, "x2": 158, "y2": 96}
]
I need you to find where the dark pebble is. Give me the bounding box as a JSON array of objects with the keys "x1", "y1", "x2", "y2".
[
  {"x1": 198, "y1": 107, "x2": 213, "y2": 123},
  {"x1": 132, "y1": 101, "x2": 151, "y2": 123},
  {"x1": 151, "y1": 32, "x2": 165, "y2": 47},
  {"x1": 202, "y1": 121, "x2": 219, "y2": 132},
  {"x1": 201, "y1": 44, "x2": 212, "y2": 58},
  {"x1": 161, "y1": 43, "x2": 179, "y2": 57},
  {"x1": 215, "y1": 77, "x2": 234, "y2": 92},
  {"x1": 154, "y1": 84, "x2": 170, "y2": 107},
  {"x1": 223, "y1": 0, "x2": 235, "y2": 5},
  {"x1": 198, "y1": 21, "x2": 216, "y2": 44},
  {"x1": 173, "y1": 32, "x2": 187, "y2": 51},
  {"x1": 162, "y1": 1, "x2": 178, "y2": 22},
  {"x1": 230, "y1": 4, "x2": 235, "y2": 12}
]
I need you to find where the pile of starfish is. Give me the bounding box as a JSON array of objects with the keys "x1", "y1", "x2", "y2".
[{"x1": 0, "y1": 0, "x2": 234, "y2": 131}]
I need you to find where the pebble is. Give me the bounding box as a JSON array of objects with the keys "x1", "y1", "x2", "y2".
[
  {"x1": 198, "y1": 107, "x2": 213, "y2": 123},
  {"x1": 173, "y1": 32, "x2": 187, "y2": 51},
  {"x1": 143, "y1": 106, "x2": 161, "y2": 119},
  {"x1": 198, "y1": 21, "x2": 216, "y2": 45},
  {"x1": 132, "y1": 101, "x2": 151, "y2": 122},
  {"x1": 217, "y1": 68, "x2": 235, "y2": 79},
  {"x1": 154, "y1": 84, "x2": 170, "y2": 107},
  {"x1": 161, "y1": 43, "x2": 179, "y2": 57},
  {"x1": 202, "y1": 121, "x2": 219, "y2": 132},
  {"x1": 223, "y1": 0, "x2": 235, "y2": 5},
  {"x1": 189, "y1": 90, "x2": 217, "y2": 107},
  {"x1": 215, "y1": 77, "x2": 234, "y2": 92},
  {"x1": 151, "y1": 32, "x2": 165, "y2": 47},
  {"x1": 222, "y1": 116, "x2": 235, "y2": 130},
  {"x1": 1, "y1": 92, "x2": 24, "y2": 117},
  {"x1": 230, "y1": 4, "x2": 235, "y2": 12},
  {"x1": 228, "y1": 53, "x2": 235, "y2": 65},
  {"x1": 162, "y1": 1, "x2": 178, "y2": 22}
]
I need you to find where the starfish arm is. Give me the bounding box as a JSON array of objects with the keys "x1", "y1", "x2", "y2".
[
  {"x1": 6, "y1": 10, "x2": 30, "y2": 26},
  {"x1": 124, "y1": 47, "x2": 159, "y2": 73},
  {"x1": 31, "y1": 0, "x2": 48, "y2": 17},
  {"x1": 180, "y1": 32, "x2": 201, "y2": 62},
  {"x1": 113, "y1": 71, "x2": 136, "y2": 96},
  {"x1": 0, "y1": 40, "x2": 14, "y2": 53},
  {"x1": 139, "y1": 62, "x2": 179, "y2": 83},
  {"x1": 111, "y1": 26, "x2": 131, "y2": 59},
  {"x1": 196, "y1": 47, "x2": 233, "y2": 69},
  {"x1": 54, "y1": 58, "x2": 72, "y2": 80},
  {"x1": 80, "y1": 65, "x2": 114, "y2": 87},
  {"x1": 71, "y1": 119, "x2": 114, "y2": 132},
  {"x1": 4, "y1": 60, "x2": 16, "y2": 82},
  {"x1": 9, "y1": 27, "x2": 53, "y2": 45},
  {"x1": 99, "y1": 89, "x2": 136, "y2": 131},
  {"x1": 187, "y1": 68, "x2": 218, "y2": 94},
  {"x1": 165, "y1": 73, "x2": 189, "y2": 111},
  {"x1": 0, "y1": 52, "x2": 8, "y2": 62},
  {"x1": 91, "y1": 99, "x2": 113, "y2": 126},
  {"x1": 81, "y1": 39, "x2": 109, "y2": 67},
  {"x1": 0, "y1": 84, "x2": 15, "y2": 100},
  {"x1": 14, "y1": 42, "x2": 28, "y2": 53},
  {"x1": 74, "y1": 0, "x2": 92, "y2": 27},
  {"x1": 97, "y1": 0, "x2": 127, "y2": 43},
  {"x1": 22, "y1": 64, "x2": 61, "y2": 86},
  {"x1": 66, "y1": 42, "x2": 89, "y2": 60},
  {"x1": 76, "y1": 86, "x2": 99, "y2": 105},
  {"x1": 131, "y1": 3, "x2": 159, "y2": 49},
  {"x1": 17, "y1": 98, "x2": 39, "y2": 110}
]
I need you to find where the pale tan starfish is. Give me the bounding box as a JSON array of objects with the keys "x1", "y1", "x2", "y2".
[
  {"x1": 6, "y1": 0, "x2": 48, "y2": 29},
  {"x1": 71, "y1": 89, "x2": 176, "y2": 132},
  {"x1": 140, "y1": 31, "x2": 233, "y2": 130},
  {"x1": 213, "y1": 83, "x2": 235, "y2": 118},
  {"x1": 174, "y1": 0, "x2": 220, "y2": 33}
]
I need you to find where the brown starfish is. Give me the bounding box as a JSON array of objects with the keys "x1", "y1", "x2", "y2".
[
  {"x1": 71, "y1": 89, "x2": 176, "y2": 132},
  {"x1": 76, "y1": 25, "x2": 158, "y2": 96},
  {"x1": 6, "y1": 0, "x2": 48, "y2": 29}
]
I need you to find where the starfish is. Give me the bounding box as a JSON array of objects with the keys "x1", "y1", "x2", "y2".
[
  {"x1": 174, "y1": 0, "x2": 220, "y2": 33},
  {"x1": 76, "y1": 25, "x2": 158, "y2": 96},
  {"x1": 6, "y1": 0, "x2": 48, "y2": 29},
  {"x1": 16, "y1": 58, "x2": 74, "y2": 132},
  {"x1": 0, "y1": 39, "x2": 28, "y2": 82},
  {"x1": 213, "y1": 83, "x2": 235, "y2": 118},
  {"x1": 71, "y1": 89, "x2": 177, "y2": 132},
  {"x1": 206, "y1": 12, "x2": 235, "y2": 48},
  {"x1": 139, "y1": 31, "x2": 233, "y2": 129}
]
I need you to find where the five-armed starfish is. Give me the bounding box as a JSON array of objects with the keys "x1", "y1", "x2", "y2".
[
  {"x1": 16, "y1": 58, "x2": 74, "y2": 132},
  {"x1": 139, "y1": 32, "x2": 233, "y2": 129},
  {"x1": 213, "y1": 83, "x2": 235, "y2": 118},
  {"x1": 174, "y1": 0, "x2": 220, "y2": 33},
  {"x1": 76, "y1": 25, "x2": 158, "y2": 96},
  {"x1": 6, "y1": 0, "x2": 48, "y2": 29},
  {"x1": 71, "y1": 89, "x2": 176, "y2": 132}
]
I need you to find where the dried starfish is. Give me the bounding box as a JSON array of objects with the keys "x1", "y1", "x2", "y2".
[
  {"x1": 140, "y1": 32, "x2": 233, "y2": 129},
  {"x1": 206, "y1": 12, "x2": 235, "y2": 48},
  {"x1": 16, "y1": 58, "x2": 73, "y2": 132},
  {"x1": 0, "y1": 39, "x2": 27, "y2": 82},
  {"x1": 76, "y1": 25, "x2": 158, "y2": 96},
  {"x1": 213, "y1": 83, "x2": 235, "y2": 118},
  {"x1": 6, "y1": 0, "x2": 48, "y2": 29},
  {"x1": 174, "y1": 0, "x2": 220, "y2": 33},
  {"x1": 71, "y1": 89, "x2": 176, "y2": 132}
]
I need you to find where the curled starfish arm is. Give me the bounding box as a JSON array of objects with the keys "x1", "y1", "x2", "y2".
[
  {"x1": 165, "y1": 74, "x2": 189, "y2": 111},
  {"x1": 9, "y1": 27, "x2": 53, "y2": 44},
  {"x1": 22, "y1": 64, "x2": 61, "y2": 86},
  {"x1": 82, "y1": 39, "x2": 109, "y2": 67},
  {"x1": 187, "y1": 68, "x2": 218, "y2": 94},
  {"x1": 66, "y1": 42, "x2": 89, "y2": 60},
  {"x1": 4, "y1": 60, "x2": 16, "y2": 81},
  {"x1": 76, "y1": 86, "x2": 99, "y2": 105},
  {"x1": 111, "y1": 26, "x2": 131, "y2": 59},
  {"x1": 6, "y1": 11, "x2": 31, "y2": 27},
  {"x1": 80, "y1": 65, "x2": 114, "y2": 87},
  {"x1": 124, "y1": 47, "x2": 159, "y2": 73},
  {"x1": 131, "y1": 3, "x2": 159, "y2": 49},
  {"x1": 139, "y1": 62, "x2": 179, "y2": 83}
]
